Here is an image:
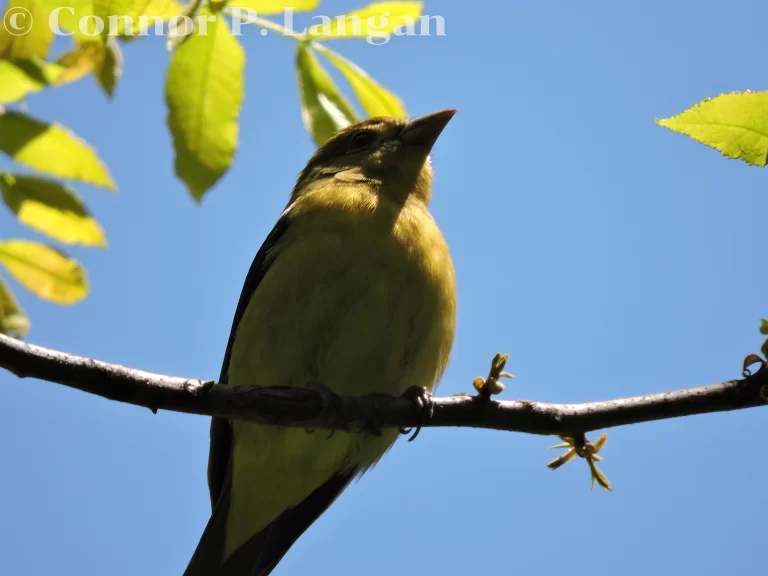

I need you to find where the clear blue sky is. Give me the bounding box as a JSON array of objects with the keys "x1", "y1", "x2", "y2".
[{"x1": 2, "y1": 1, "x2": 768, "y2": 574}]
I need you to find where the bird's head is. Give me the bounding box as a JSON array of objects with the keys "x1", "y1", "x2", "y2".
[{"x1": 292, "y1": 109, "x2": 456, "y2": 205}]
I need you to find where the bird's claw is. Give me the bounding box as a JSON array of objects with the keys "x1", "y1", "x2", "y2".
[
  {"x1": 742, "y1": 353, "x2": 766, "y2": 377},
  {"x1": 304, "y1": 381, "x2": 342, "y2": 439},
  {"x1": 399, "y1": 385, "x2": 434, "y2": 442},
  {"x1": 359, "y1": 420, "x2": 384, "y2": 437}
]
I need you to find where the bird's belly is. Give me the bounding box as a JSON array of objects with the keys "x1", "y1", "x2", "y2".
[
  {"x1": 223, "y1": 222, "x2": 453, "y2": 552},
  {"x1": 229, "y1": 218, "x2": 450, "y2": 399}
]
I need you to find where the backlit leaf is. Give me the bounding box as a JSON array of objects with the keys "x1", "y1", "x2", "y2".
[
  {"x1": 657, "y1": 92, "x2": 768, "y2": 167},
  {"x1": 0, "y1": 59, "x2": 64, "y2": 104},
  {"x1": 165, "y1": 9, "x2": 245, "y2": 201},
  {"x1": 307, "y1": 1, "x2": 422, "y2": 39},
  {"x1": 0, "y1": 0, "x2": 54, "y2": 59},
  {"x1": 296, "y1": 42, "x2": 357, "y2": 146},
  {"x1": 118, "y1": 0, "x2": 185, "y2": 38},
  {"x1": 96, "y1": 38, "x2": 122, "y2": 97},
  {"x1": 0, "y1": 172, "x2": 107, "y2": 246},
  {"x1": 226, "y1": 0, "x2": 318, "y2": 14},
  {"x1": 40, "y1": 0, "x2": 98, "y2": 40},
  {"x1": 0, "y1": 276, "x2": 29, "y2": 338},
  {"x1": 0, "y1": 239, "x2": 88, "y2": 304},
  {"x1": 54, "y1": 38, "x2": 122, "y2": 97},
  {"x1": 0, "y1": 111, "x2": 116, "y2": 190},
  {"x1": 93, "y1": 0, "x2": 136, "y2": 40},
  {"x1": 55, "y1": 41, "x2": 103, "y2": 85},
  {"x1": 318, "y1": 44, "x2": 405, "y2": 117}
]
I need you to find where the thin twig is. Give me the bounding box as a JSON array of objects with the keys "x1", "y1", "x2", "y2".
[{"x1": 1, "y1": 333, "x2": 766, "y2": 435}]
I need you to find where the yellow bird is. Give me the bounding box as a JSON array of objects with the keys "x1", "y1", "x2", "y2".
[{"x1": 183, "y1": 109, "x2": 458, "y2": 576}]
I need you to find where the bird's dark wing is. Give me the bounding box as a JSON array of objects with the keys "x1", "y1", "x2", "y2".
[
  {"x1": 220, "y1": 468, "x2": 358, "y2": 576},
  {"x1": 191, "y1": 208, "x2": 362, "y2": 576},
  {"x1": 185, "y1": 465, "x2": 358, "y2": 576},
  {"x1": 207, "y1": 214, "x2": 290, "y2": 507}
]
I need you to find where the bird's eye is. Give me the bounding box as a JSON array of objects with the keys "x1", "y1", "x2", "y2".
[{"x1": 348, "y1": 131, "x2": 376, "y2": 152}]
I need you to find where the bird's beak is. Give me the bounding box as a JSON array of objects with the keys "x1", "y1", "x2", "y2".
[{"x1": 399, "y1": 109, "x2": 456, "y2": 153}]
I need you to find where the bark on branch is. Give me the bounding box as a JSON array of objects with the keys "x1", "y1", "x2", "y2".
[{"x1": 1, "y1": 333, "x2": 767, "y2": 436}]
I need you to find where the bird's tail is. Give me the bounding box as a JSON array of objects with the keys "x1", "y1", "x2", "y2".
[
  {"x1": 182, "y1": 487, "x2": 232, "y2": 576},
  {"x1": 182, "y1": 486, "x2": 282, "y2": 576},
  {"x1": 183, "y1": 468, "x2": 359, "y2": 576}
]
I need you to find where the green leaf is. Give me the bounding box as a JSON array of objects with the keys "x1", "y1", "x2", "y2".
[
  {"x1": 0, "y1": 0, "x2": 55, "y2": 59},
  {"x1": 54, "y1": 38, "x2": 122, "y2": 98},
  {"x1": 0, "y1": 239, "x2": 88, "y2": 304},
  {"x1": 0, "y1": 172, "x2": 107, "y2": 247},
  {"x1": 96, "y1": 38, "x2": 122, "y2": 98},
  {"x1": 0, "y1": 111, "x2": 116, "y2": 190},
  {"x1": 119, "y1": 0, "x2": 185, "y2": 38},
  {"x1": 0, "y1": 59, "x2": 64, "y2": 104},
  {"x1": 164, "y1": 2, "x2": 196, "y2": 52},
  {"x1": 0, "y1": 276, "x2": 29, "y2": 338},
  {"x1": 39, "y1": 0, "x2": 140, "y2": 40},
  {"x1": 296, "y1": 42, "x2": 358, "y2": 146},
  {"x1": 93, "y1": 0, "x2": 137, "y2": 40},
  {"x1": 51, "y1": 0, "x2": 186, "y2": 41},
  {"x1": 165, "y1": 9, "x2": 245, "y2": 201},
  {"x1": 317, "y1": 44, "x2": 405, "y2": 117},
  {"x1": 226, "y1": 0, "x2": 319, "y2": 14},
  {"x1": 656, "y1": 92, "x2": 768, "y2": 167},
  {"x1": 134, "y1": 0, "x2": 184, "y2": 18},
  {"x1": 55, "y1": 41, "x2": 102, "y2": 85},
  {"x1": 95, "y1": 0, "x2": 177, "y2": 39},
  {"x1": 307, "y1": 1, "x2": 422, "y2": 39},
  {"x1": 39, "y1": 0, "x2": 99, "y2": 40}
]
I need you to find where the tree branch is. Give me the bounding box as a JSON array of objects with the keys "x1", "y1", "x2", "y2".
[{"x1": 1, "y1": 333, "x2": 767, "y2": 436}]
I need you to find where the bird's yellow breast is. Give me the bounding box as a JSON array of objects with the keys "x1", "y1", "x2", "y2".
[
  {"x1": 230, "y1": 184, "x2": 456, "y2": 397},
  {"x1": 224, "y1": 184, "x2": 456, "y2": 555}
]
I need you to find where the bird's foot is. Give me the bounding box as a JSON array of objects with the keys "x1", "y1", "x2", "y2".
[
  {"x1": 304, "y1": 381, "x2": 342, "y2": 439},
  {"x1": 359, "y1": 419, "x2": 384, "y2": 437},
  {"x1": 547, "y1": 432, "x2": 612, "y2": 492},
  {"x1": 398, "y1": 385, "x2": 434, "y2": 442}
]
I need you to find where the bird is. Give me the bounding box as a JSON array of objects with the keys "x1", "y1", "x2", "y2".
[{"x1": 182, "y1": 109, "x2": 458, "y2": 576}]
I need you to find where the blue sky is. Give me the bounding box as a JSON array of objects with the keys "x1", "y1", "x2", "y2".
[{"x1": 2, "y1": 1, "x2": 768, "y2": 574}]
